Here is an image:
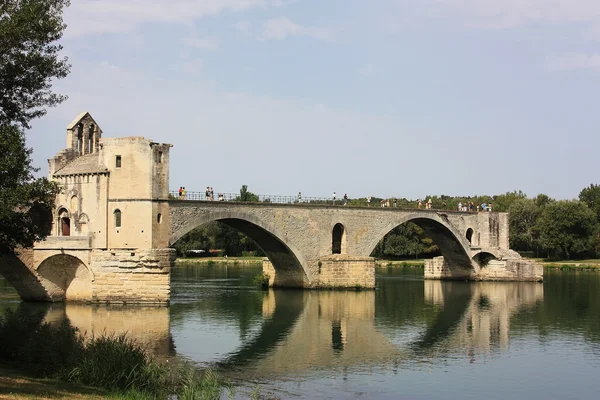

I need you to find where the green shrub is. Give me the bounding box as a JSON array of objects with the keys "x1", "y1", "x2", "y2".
[
  {"x1": 252, "y1": 273, "x2": 270, "y2": 289},
  {"x1": 67, "y1": 333, "x2": 166, "y2": 392},
  {"x1": 0, "y1": 309, "x2": 247, "y2": 398}
]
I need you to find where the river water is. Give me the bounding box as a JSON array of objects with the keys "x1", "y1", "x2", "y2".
[{"x1": 1, "y1": 264, "x2": 599, "y2": 399}]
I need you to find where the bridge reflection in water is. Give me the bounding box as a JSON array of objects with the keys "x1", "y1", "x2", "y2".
[
  {"x1": 204, "y1": 280, "x2": 543, "y2": 379},
  {"x1": 20, "y1": 274, "x2": 542, "y2": 380},
  {"x1": 43, "y1": 304, "x2": 173, "y2": 357}
]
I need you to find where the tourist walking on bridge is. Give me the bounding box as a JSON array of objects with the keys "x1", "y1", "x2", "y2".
[
  {"x1": 298, "y1": 192, "x2": 302, "y2": 203},
  {"x1": 332, "y1": 192, "x2": 336, "y2": 205},
  {"x1": 343, "y1": 193, "x2": 348, "y2": 206}
]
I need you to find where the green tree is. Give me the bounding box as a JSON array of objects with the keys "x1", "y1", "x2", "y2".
[
  {"x1": 1, "y1": 0, "x2": 71, "y2": 128},
  {"x1": 237, "y1": 185, "x2": 259, "y2": 202},
  {"x1": 0, "y1": 125, "x2": 59, "y2": 253},
  {"x1": 0, "y1": 0, "x2": 70, "y2": 254},
  {"x1": 508, "y1": 198, "x2": 541, "y2": 253},
  {"x1": 537, "y1": 200, "x2": 598, "y2": 259},
  {"x1": 579, "y1": 183, "x2": 600, "y2": 221},
  {"x1": 374, "y1": 222, "x2": 438, "y2": 259},
  {"x1": 493, "y1": 190, "x2": 527, "y2": 212}
]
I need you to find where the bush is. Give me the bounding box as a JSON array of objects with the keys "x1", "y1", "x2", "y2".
[
  {"x1": 252, "y1": 273, "x2": 270, "y2": 289},
  {"x1": 0, "y1": 309, "x2": 83, "y2": 376},
  {"x1": 0, "y1": 309, "x2": 246, "y2": 398},
  {"x1": 67, "y1": 333, "x2": 166, "y2": 392}
]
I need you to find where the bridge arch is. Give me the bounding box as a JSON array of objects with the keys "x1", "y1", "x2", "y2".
[
  {"x1": 364, "y1": 212, "x2": 479, "y2": 274},
  {"x1": 466, "y1": 228, "x2": 474, "y2": 244},
  {"x1": 170, "y1": 208, "x2": 309, "y2": 287},
  {"x1": 332, "y1": 223, "x2": 346, "y2": 254},
  {"x1": 36, "y1": 254, "x2": 93, "y2": 301}
]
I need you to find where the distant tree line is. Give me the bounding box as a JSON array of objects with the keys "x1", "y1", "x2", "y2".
[{"x1": 175, "y1": 184, "x2": 600, "y2": 261}]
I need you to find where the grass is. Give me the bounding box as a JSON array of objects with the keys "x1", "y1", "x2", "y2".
[
  {"x1": 0, "y1": 366, "x2": 116, "y2": 399},
  {"x1": 0, "y1": 310, "x2": 245, "y2": 399},
  {"x1": 375, "y1": 259, "x2": 425, "y2": 268},
  {"x1": 523, "y1": 258, "x2": 600, "y2": 270},
  {"x1": 176, "y1": 256, "x2": 263, "y2": 264}
]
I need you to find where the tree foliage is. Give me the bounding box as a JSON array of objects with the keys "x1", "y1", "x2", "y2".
[
  {"x1": 537, "y1": 200, "x2": 598, "y2": 260},
  {"x1": 0, "y1": 0, "x2": 69, "y2": 253},
  {"x1": 579, "y1": 183, "x2": 600, "y2": 221},
  {"x1": 237, "y1": 185, "x2": 259, "y2": 202},
  {"x1": 0, "y1": 125, "x2": 59, "y2": 253},
  {"x1": 0, "y1": 0, "x2": 71, "y2": 128},
  {"x1": 508, "y1": 198, "x2": 541, "y2": 252},
  {"x1": 173, "y1": 221, "x2": 264, "y2": 257}
]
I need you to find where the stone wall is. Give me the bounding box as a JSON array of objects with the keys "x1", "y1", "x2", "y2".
[
  {"x1": 425, "y1": 256, "x2": 543, "y2": 281},
  {"x1": 263, "y1": 255, "x2": 375, "y2": 289},
  {"x1": 90, "y1": 248, "x2": 175, "y2": 304},
  {"x1": 317, "y1": 255, "x2": 375, "y2": 289}
]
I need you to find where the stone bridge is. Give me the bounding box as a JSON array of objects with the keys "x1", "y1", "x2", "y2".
[
  {"x1": 169, "y1": 200, "x2": 541, "y2": 289},
  {"x1": 0, "y1": 113, "x2": 542, "y2": 303}
]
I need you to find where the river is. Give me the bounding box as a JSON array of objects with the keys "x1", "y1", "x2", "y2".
[{"x1": 1, "y1": 264, "x2": 599, "y2": 399}]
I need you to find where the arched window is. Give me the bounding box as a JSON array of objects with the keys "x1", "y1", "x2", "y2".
[
  {"x1": 77, "y1": 124, "x2": 83, "y2": 154},
  {"x1": 466, "y1": 228, "x2": 474, "y2": 244},
  {"x1": 70, "y1": 195, "x2": 78, "y2": 214},
  {"x1": 157, "y1": 213, "x2": 162, "y2": 224},
  {"x1": 88, "y1": 124, "x2": 94, "y2": 153},
  {"x1": 114, "y1": 209, "x2": 122, "y2": 228},
  {"x1": 332, "y1": 223, "x2": 345, "y2": 254}
]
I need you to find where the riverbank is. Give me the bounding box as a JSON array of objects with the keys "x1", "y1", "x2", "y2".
[
  {"x1": 174, "y1": 256, "x2": 600, "y2": 271},
  {"x1": 0, "y1": 366, "x2": 117, "y2": 400},
  {"x1": 535, "y1": 259, "x2": 600, "y2": 270},
  {"x1": 375, "y1": 259, "x2": 425, "y2": 268},
  {"x1": 375, "y1": 259, "x2": 600, "y2": 270},
  {"x1": 176, "y1": 256, "x2": 263, "y2": 265}
]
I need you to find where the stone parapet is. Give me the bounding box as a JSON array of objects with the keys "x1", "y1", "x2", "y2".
[{"x1": 35, "y1": 236, "x2": 91, "y2": 250}]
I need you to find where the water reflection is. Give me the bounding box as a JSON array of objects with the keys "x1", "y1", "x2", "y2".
[
  {"x1": 207, "y1": 279, "x2": 543, "y2": 379},
  {"x1": 418, "y1": 280, "x2": 543, "y2": 356},
  {"x1": 1, "y1": 264, "x2": 599, "y2": 399},
  {"x1": 44, "y1": 304, "x2": 173, "y2": 357}
]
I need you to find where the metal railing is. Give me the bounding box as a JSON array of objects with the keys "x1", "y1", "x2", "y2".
[
  {"x1": 169, "y1": 191, "x2": 336, "y2": 204},
  {"x1": 168, "y1": 191, "x2": 491, "y2": 213}
]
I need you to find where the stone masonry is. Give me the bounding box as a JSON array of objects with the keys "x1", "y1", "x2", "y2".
[{"x1": 3, "y1": 112, "x2": 541, "y2": 303}]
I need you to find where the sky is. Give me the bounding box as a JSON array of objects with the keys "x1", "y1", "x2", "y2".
[{"x1": 27, "y1": 0, "x2": 600, "y2": 200}]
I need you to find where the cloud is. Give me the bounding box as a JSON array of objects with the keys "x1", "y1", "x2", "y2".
[
  {"x1": 179, "y1": 58, "x2": 204, "y2": 75},
  {"x1": 233, "y1": 21, "x2": 252, "y2": 34},
  {"x1": 64, "y1": 0, "x2": 284, "y2": 37},
  {"x1": 546, "y1": 53, "x2": 600, "y2": 71},
  {"x1": 383, "y1": 0, "x2": 600, "y2": 31},
  {"x1": 262, "y1": 16, "x2": 333, "y2": 41},
  {"x1": 358, "y1": 64, "x2": 375, "y2": 77},
  {"x1": 182, "y1": 36, "x2": 220, "y2": 50}
]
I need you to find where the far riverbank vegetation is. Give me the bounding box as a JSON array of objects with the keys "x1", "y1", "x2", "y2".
[{"x1": 175, "y1": 184, "x2": 600, "y2": 263}]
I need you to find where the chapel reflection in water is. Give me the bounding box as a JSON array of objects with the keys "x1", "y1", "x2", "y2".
[{"x1": 44, "y1": 303, "x2": 174, "y2": 358}]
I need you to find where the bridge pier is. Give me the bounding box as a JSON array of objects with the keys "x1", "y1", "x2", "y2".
[
  {"x1": 263, "y1": 255, "x2": 376, "y2": 289},
  {"x1": 425, "y1": 256, "x2": 543, "y2": 281}
]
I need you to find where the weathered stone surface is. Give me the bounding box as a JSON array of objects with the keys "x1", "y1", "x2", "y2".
[
  {"x1": 425, "y1": 256, "x2": 543, "y2": 281},
  {"x1": 1, "y1": 112, "x2": 542, "y2": 304}
]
